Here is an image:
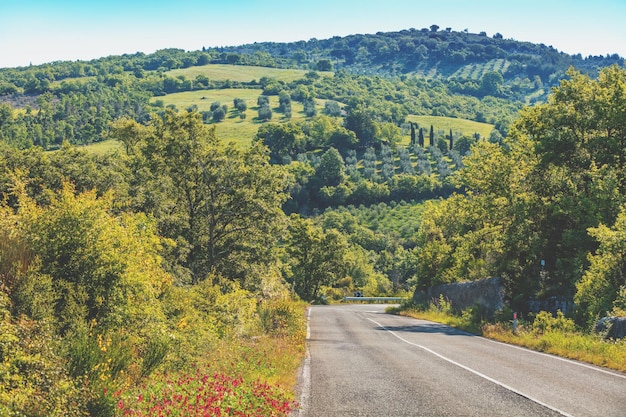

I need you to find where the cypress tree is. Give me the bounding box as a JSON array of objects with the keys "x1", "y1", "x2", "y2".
[
  {"x1": 410, "y1": 123, "x2": 416, "y2": 145},
  {"x1": 418, "y1": 128, "x2": 424, "y2": 147},
  {"x1": 429, "y1": 125, "x2": 434, "y2": 146}
]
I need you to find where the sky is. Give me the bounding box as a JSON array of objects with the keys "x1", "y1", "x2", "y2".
[{"x1": 1, "y1": 0, "x2": 625, "y2": 69}]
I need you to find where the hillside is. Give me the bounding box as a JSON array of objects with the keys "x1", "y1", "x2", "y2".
[
  {"x1": 0, "y1": 28, "x2": 622, "y2": 151},
  {"x1": 211, "y1": 28, "x2": 624, "y2": 88}
]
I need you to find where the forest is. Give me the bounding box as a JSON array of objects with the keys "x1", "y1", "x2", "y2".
[{"x1": 0, "y1": 27, "x2": 625, "y2": 415}]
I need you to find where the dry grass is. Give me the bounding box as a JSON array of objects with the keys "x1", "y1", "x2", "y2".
[{"x1": 397, "y1": 307, "x2": 626, "y2": 373}]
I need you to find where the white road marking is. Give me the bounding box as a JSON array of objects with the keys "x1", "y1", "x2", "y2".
[
  {"x1": 294, "y1": 308, "x2": 312, "y2": 417},
  {"x1": 484, "y1": 336, "x2": 626, "y2": 380},
  {"x1": 367, "y1": 316, "x2": 573, "y2": 417}
]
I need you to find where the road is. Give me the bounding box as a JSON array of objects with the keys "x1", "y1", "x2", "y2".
[{"x1": 294, "y1": 304, "x2": 626, "y2": 417}]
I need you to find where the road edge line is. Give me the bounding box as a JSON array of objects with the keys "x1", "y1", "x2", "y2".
[
  {"x1": 367, "y1": 317, "x2": 573, "y2": 417},
  {"x1": 293, "y1": 307, "x2": 312, "y2": 417}
]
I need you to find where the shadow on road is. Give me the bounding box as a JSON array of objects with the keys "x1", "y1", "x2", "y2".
[{"x1": 375, "y1": 323, "x2": 475, "y2": 336}]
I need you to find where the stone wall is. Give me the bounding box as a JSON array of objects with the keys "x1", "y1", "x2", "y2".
[
  {"x1": 595, "y1": 317, "x2": 626, "y2": 340},
  {"x1": 413, "y1": 277, "x2": 505, "y2": 318}
]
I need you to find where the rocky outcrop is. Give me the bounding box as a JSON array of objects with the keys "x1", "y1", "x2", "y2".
[
  {"x1": 595, "y1": 317, "x2": 626, "y2": 340},
  {"x1": 413, "y1": 277, "x2": 505, "y2": 319}
]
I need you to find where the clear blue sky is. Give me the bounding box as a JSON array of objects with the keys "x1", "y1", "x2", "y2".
[{"x1": 1, "y1": 0, "x2": 625, "y2": 68}]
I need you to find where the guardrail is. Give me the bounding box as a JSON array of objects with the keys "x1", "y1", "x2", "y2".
[{"x1": 343, "y1": 297, "x2": 405, "y2": 303}]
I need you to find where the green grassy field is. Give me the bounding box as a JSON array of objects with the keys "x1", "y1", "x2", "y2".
[
  {"x1": 153, "y1": 88, "x2": 264, "y2": 112},
  {"x1": 152, "y1": 87, "x2": 494, "y2": 148},
  {"x1": 151, "y1": 89, "x2": 329, "y2": 147},
  {"x1": 75, "y1": 139, "x2": 124, "y2": 154},
  {"x1": 406, "y1": 115, "x2": 494, "y2": 140},
  {"x1": 165, "y1": 64, "x2": 332, "y2": 83}
]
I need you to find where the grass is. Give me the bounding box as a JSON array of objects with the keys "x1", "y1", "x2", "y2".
[
  {"x1": 151, "y1": 90, "x2": 327, "y2": 147},
  {"x1": 117, "y1": 336, "x2": 304, "y2": 416},
  {"x1": 482, "y1": 324, "x2": 626, "y2": 372},
  {"x1": 165, "y1": 64, "x2": 332, "y2": 83},
  {"x1": 76, "y1": 139, "x2": 124, "y2": 154},
  {"x1": 117, "y1": 300, "x2": 308, "y2": 416},
  {"x1": 395, "y1": 303, "x2": 626, "y2": 373},
  {"x1": 406, "y1": 115, "x2": 494, "y2": 140}
]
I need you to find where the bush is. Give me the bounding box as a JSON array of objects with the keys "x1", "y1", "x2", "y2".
[
  {"x1": 258, "y1": 299, "x2": 306, "y2": 338},
  {"x1": 532, "y1": 310, "x2": 577, "y2": 335}
]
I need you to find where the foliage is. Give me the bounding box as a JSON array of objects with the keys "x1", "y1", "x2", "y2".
[
  {"x1": 531, "y1": 310, "x2": 577, "y2": 334},
  {"x1": 0, "y1": 175, "x2": 306, "y2": 415},
  {"x1": 400, "y1": 302, "x2": 626, "y2": 373},
  {"x1": 0, "y1": 27, "x2": 625, "y2": 413},
  {"x1": 576, "y1": 205, "x2": 626, "y2": 327},
  {"x1": 258, "y1": 298, "x2": 307, "y2": 339},
  {"x1": 131, "y1": 109, "x2": 290, "y2": 288},
  {"x1": 409, "y1": 66, "x2": 626, "y2": 320},
  {"x1": 285, "y1": 215, "x2": 351, "y2": 300},
  {"x1": 0, "y1": 291, "x2": 85, "y2": 416},
  {"x1": 118, "y1": 369, "x2": 296, "y2": 416}
]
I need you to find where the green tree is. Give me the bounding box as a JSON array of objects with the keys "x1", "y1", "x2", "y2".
[
  {"x1": 132, "y1": 109, "x2": 290, "y2": 287},
  {"x1": 109, "y1": 116, "x2": 149, "y2": 155},
  {"x1": 576, "y1": 205, "x2": 626, "y2": 326},
  {"x1": 233, "y1": 98, "x2": 247, "y2": 112},
  {"x1": 316, "y1": 59, "x2": 333, "y2": 72},
  {"x1": 255, "y1": 122, "x2": 304, "y2": 164},
  {"x1": 345, "y1": 109, "x2": 380, "y2": 149},
  {"x1": 509, "y1": 66, "x2": 626, "y2": 302},
  {"x1": 258, "y1": 104, "x2": 273, "y2": 121},
  {"x1": 212, "y1": 106, "x2": 226, "y2": 122},
  {"x1": 316, "y1": 147, "x2": 345, "y2": 187},
  {"x1": 479, "y1": 71, "x2": 504, "y2": 97},
  {"x1": 379, "y1": 122, "x2": 402, "y2": 147},
  {"x1": 286, "y1": 215, "x2": 349, "y2": 300}
]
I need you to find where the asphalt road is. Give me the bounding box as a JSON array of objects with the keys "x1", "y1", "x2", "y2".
[{"x1": 294, "y1": 304, "x2": 626, "y2": 417}]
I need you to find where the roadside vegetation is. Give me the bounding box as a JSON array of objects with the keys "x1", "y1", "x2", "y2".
[
  {"x1": 1, "y1": 27, "x2": 625, "y2": 415},
  {"x1": 394, "y1": 299, "x2": 626, "y2": 373}
]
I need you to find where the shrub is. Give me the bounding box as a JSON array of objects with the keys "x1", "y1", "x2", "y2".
[
  {"x1": 532, "y1": 310, "x2": 577, "y2": 335},
  {"x1": 258, "y1": 299, "x2": 305, "y2": 338}
]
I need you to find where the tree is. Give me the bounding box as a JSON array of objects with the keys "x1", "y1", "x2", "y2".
[
  {"x1": 278, "y1": 91, "x2": 292, "y2": 114},
  {"x1": 255, "y1": 122, "x2": 304, "y2": 164},
  {"x1": 410, "y1": 123, "x2": 416, "y2": 145},
  {"x1": 509, "y1": 66, "x2": 626, "y2": 302},
  {"x1": 575, "y1": 205, "x2": 626, "y2": 326},
  {"x1": 233, "y1": 98, "x2": 247, "y2": 112},
  {"x1": 258, "y1": 104, "x2": 272, "y2": 121},
  {"x1": 303, "y1": 98, "x2": 317, "y2": 117},
  {"x1": 108, "y1": 117, "x2": 149, "y2": 155},
  {"x1": 212, "y1": 106, "x2": 226, "y2": 122},
  {"x1": 429, "y1": 125, "x2": 434, "y2": 146},
  {"x1": 379, "y1": 122, "x2": 402, "y2": 147},
  {"x1": 316, "y1": 59, "x2": 333, "y2": 71},
  {"x1": 316, "y1": 147, "x2": 345, "y2": 187},
  {"x1": 132, "y1": 109, "x2": 290, "y2": 287},
  {"x1": 479, "y1": 71, "x2": 504, "y2": 97},
  {"x1": 325, "y1": 100, "x2": 342, "y2": 117},
  {"x1": 286, "y1": 215, "x2": 349, "y2": 300},
  {"x1": 345, "y1": 108, "x2": 380, "y2": 149},
  {"x1": 9, "y1": 181, "x2": 170, "y2": 335}
]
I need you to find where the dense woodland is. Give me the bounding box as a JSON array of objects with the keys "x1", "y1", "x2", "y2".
[{"x1": 1, "y1": 28, "x2": 626, "y2": 415}]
